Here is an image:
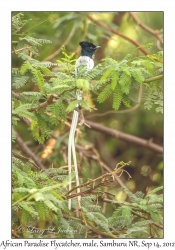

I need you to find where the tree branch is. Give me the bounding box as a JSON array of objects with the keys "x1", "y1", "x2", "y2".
[
  {"x1": 27, "y1": 94, "x2": 57, "y2": 112},
  {"x1": 15, "y1": 131, "x2": 46, "y2": 170},
  {"x1": 75, "y1": 144, "x2": 127, "y2": 188},
  {"x1": 66, "y1": 161, "x2": 131, "y2": 196},
  {"x1": 144, "y1": 74, "x2": 163, "y2": 83},
  {"x1": 87, "y1": 14, "x2": 150, "y2": 55},
  {"x1": 129, "y1": 12, "x2": 163, "y2": 45},
  {"x1": 12, "y1": 151, "x2": 40, "y2": 170},
  {"x1": 12, "y1": 46, "x2": 32, "y2": 54},
  {"x1": 84, "y1": 120, "x2": 163, "y2": 155},
  {"x1": 44, "y1": 25, "x2": 76, "y2": 61}
]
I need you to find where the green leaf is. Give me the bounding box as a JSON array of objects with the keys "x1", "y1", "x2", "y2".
[
  {"x1": 12, "y1": 127, "x2": 16, "y2": 143},
  {"x1": 147, "y1": 186, "x2": 163, "y2": 195},
  {"x1": 20, "y1": 61, "x2": 32, "y2": 74},
  {"x1": 97, "y1": 84, "x2": 112, "y2": 103},
  {"x1": 31, "y1": 68, "x2": 45, "y2": 92},
  {"x1": 100, "y1": 66, "x2": 113, "y2": 81},
  {"x1": 66, "y1": 100, "x2": 79, "y2": 113},
  {"x1": 79, "y1": 100, "x2": 91, "y2": 111},
  {"x1": 76, "y1": 79, "x2": 90, "y2": 92},
  {"x1": 13, "y1": 104, "x2": 35, "y2": 119},
  {"x1": 122, "y1": 206, "x2": 132, "y2": 221},
  {"x1": 112, "y1": 85, "x2": 122, "y2": 110},
  {"x1": 131, "y1": 68, "x2": 144, "y2": 83},
  {"x1": 119, "y1": 71, "x2": 132, "y2": 93},
  {"x1": 122, "y1": 94, "x2": 131, "y2": 108},
  {"x1": 111, "y1": 71, "x2": 118, "y2": 90},
  {"x1": 19, "y1": 36, "x2": 52, "y2": 46}
]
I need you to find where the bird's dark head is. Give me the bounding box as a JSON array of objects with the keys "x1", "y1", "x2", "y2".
[{"x1": 79, "y1": 41, "x2": 100, "y2": 58}]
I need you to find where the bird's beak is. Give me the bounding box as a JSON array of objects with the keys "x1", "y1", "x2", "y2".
[{"x1": 95, "y1": 46, "x2": 101, "y2": 49}]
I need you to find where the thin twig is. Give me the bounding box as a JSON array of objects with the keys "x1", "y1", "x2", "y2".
[
  {"x1": 129, "y1": 12, "x2": 163, "y2": 45},
  {"x1": 27, "y1": 94, "x2": 56, "y2": 112},
  {"x1": 144, "y1": 74, "x2": 163, "y2": 83},
  {"x1": 67, "y1": 161, "x2": 131, "y2": 196},
  {"x1": 86, "y1": 84, "x2": 143, "y2": 118},
  {"x1": 12, "y1": 230, "x2": 21, "y2": 238},
  {"x1": 84, "y1": 120, "x2": 163, "y2": 155},
  {"x1": 44, "y1": 25, "x2": 76, "y2": 61},
  {"x1": 12, "y1": 46, "x2": 32, "y2": 54},
  {"x1": 15, "y1": 131, "x2": 46, "y2": 170},
  {"x1": 75, "y1": 144, "x2": 127, "y2": 188},
  {"x1": 12, "y1": 91, "x2": 20, "y2": 99},
  {"x1": 87, "y1": 14, "x2": 150, "y2": 55},
  {"x1": 12, "y1": 151, "x2": 40, "y2": 170}
]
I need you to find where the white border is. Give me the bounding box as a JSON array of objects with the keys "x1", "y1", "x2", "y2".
[{"x1": 1, "y1": 0, "x2": 175, "y2": 246}]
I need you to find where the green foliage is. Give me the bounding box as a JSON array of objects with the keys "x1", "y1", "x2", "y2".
[
  {"x1": 143, "y1": 87, "x2": 163, "y2": 113},
  {"x1": 97, "y1": 84, "x2": 113, "y2": 103},
  {"x1": 12, "y1": 12, "x2": 28, "y2": 34},
  {"x1": 12, "y1": 12, "x2": 163, "y2": 239},
  {"x1": 12, "y1": 12, "x2": 163, "y2": 143},
  {"x1": 108, "y1": 187, "x2": 163, "y2": 238},
  {"x1": 19, "y1": 36, "x2": 52, "y2": 46},
  {"x1": 96, "y1": 52, "x2": 163, "y2": 111},
  {"x1": 12, "y1": 154, "x2": 163, "y2": 238}
]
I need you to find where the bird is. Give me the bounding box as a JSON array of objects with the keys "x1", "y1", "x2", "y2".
[
  {"x1": 75, "y1": 41, "x2": 101, "y2": 76},
  {"x1": 68, "y1": 41, "x2": 100, "y2": 210}
]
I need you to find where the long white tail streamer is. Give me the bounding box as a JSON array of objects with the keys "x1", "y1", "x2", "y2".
[{"x1": 68, "y1": 90, "x2": 83, "y2": 210}]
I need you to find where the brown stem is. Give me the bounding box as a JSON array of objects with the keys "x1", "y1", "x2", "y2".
[
  {"x1": 12, "y1": 151, "x2": 39, "y2": 170},
  {"x1": 44, "y1": 25, "x2": 76, "y2": 61},
  {"x1": 129, "y1": 12, "x2": 163, "y2": 45},
  {"x1": 15, "y1": 131, "x2": 46, "y2": 170},
  {"x1": 27, "y1": 94, "x2": 56, "y2": 112},
  {"x1": 12, "y1": 46, "x2": 32, "y2": 54},
  {"x1": 87, "y1": 14, "x2": 150, "y2": 55},
  {"x1": 85, "y1": 120, "x2": 163, "y2": 155},
  {"x1": 67, "y1": 161, "x2": 131, "y2": 196},
  {"x1": 144, "y1": 74, "x2": 163, "y2": 83},
  {"x1": 75, "y1": 144, "x2": 127, "y2": 188}
]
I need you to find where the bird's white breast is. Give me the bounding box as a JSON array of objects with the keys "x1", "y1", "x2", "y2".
[{"x1": 76, "y1": 56, "x2": 94, "y2": 70}]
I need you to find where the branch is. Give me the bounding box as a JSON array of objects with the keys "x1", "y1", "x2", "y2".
[
  {"x1": 84, "y1": 120, "x2": 163, "y2": 155},
  {"x1": 144, "y1": 74, "x2": 163, "y2": 83},
  {"x1": 12, "y1": 151, "x2": 40, "y2": 170},
  {"x1": 27, "y1": 94, "x2": 57, "y2": 112},
  {"x1": 87, "y1": 14, "x2": 150, "y2": 55},
  {"x1": 129, "y1": 12, "x2": 163, "y2": 45},
  {"x1": 12, "y1": 92, "x2": 56, "y2": 112},
  {"x1": 66, "y1": 161, "x2": 131, "y2": 196},
  {"x1": 15, "y1": 131, "x2": 46, "y2": 170},
  {"x1": 12, "y1": 91, "x2": 20, "y2": 99},
  {"x1": 12, "y1": 46, "x2": 32, "y2": 54},
  {"x1": 44, "y1": 25, "x2": 76, "y2": 61},
  {"x1": 13, "y1": 88, "x2": 75, "y2": 113},
  {"x1": 75, "y1": 144, "x2": 127, "y2": 188}
]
